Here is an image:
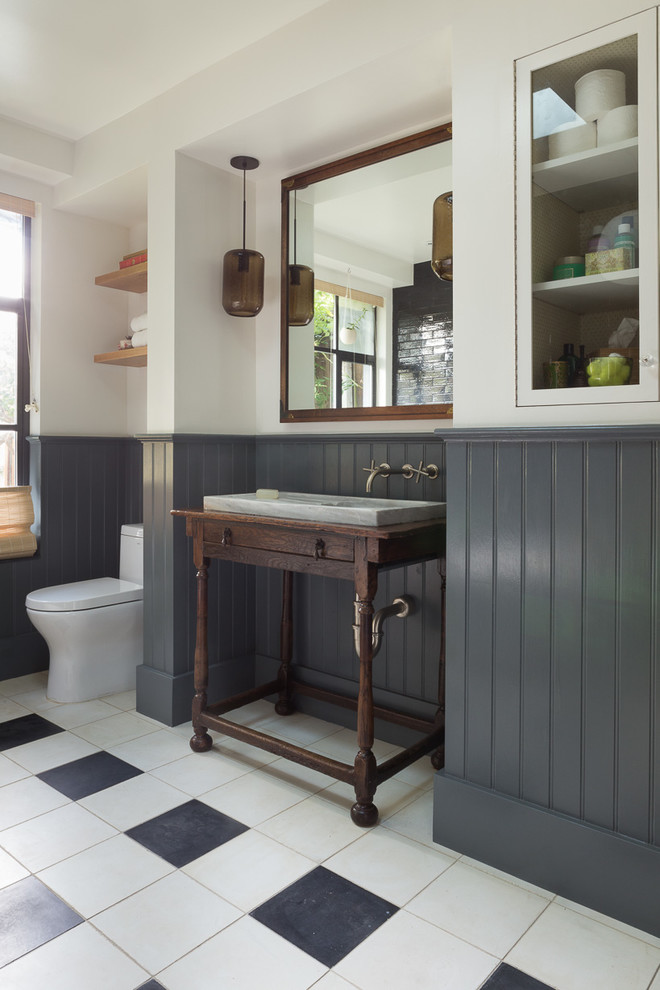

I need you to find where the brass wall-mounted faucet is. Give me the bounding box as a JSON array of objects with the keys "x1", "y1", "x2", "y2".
[{"x1": 363, "y1": 459, "x2": 439, "y2": 493}]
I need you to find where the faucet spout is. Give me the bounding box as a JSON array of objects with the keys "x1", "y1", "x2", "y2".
[{"x1": 363, "y1": 461, "x2": 391, "y2": 492}]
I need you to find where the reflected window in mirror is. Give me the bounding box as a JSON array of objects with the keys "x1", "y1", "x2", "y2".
[{"x1": 281, "y1": 124, "x2": 453, "y2": 423}]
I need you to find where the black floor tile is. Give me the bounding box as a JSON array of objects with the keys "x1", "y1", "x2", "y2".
[
  {"x1": 125, "y1": 799, "x2": 249, "y2": 867},
  {"x1": 251, "y1": 865, "x2": 398, "y2": 967},
  {"x1": 37, "y1": 750, "x2": 143, "y2": 800},
  {"x1": 481, "y1": 963, "x2": 554, "y2": 990},
  {"x1": 0, "y1": 712, "x2": 64, "y2": 751},
  {"x1": 0, "y1": 876, "x2": 83, "y2": 967},
  {"x1": 137, "y1": 982, "x2": 167, "y2": 990}
]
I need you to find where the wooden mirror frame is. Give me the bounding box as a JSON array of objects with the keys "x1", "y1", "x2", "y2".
[{"x1": 280, "y1": 123, "x2": 453, "y2": 423}]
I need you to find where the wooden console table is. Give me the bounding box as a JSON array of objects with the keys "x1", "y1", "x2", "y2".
[{"x1": 172, "y1": 507, "x2": 446, "y2": 826}]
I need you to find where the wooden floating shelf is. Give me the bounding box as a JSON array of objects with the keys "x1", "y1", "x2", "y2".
[
  {"x1": 94, "y1": 262, "x2": 147, "y2": 293},
  {"x1": 94, "y1": 346, "x2": 147, "y2": 367}
]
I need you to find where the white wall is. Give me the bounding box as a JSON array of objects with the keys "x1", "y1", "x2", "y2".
[
  {"x1": 451, "y1": 0, "x2": 655, "y2": 428},
  {"x1": 0, "y1": 169, "x2": 141, "y2": 436},
  {"x1": 172, "y1": 153, "x2": 256, "y2": 434}
]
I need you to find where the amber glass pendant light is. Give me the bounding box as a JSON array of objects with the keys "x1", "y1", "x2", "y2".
[
  {"x1": 431, "y1": 191, "x2": 453, "y2": 281},
  {"x1": 288, "y1": 191, "x2": 314, "y2": 326},
  {"x1": 222, "y1": 156, "x2": 265, "y2": 317}
]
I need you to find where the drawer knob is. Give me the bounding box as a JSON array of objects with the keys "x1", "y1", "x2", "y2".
[
  {"x1": 221, "y1": 527, "x2": 232, "y2": 546},
  {"x1": 314, "y1": 539, "x2": 325, "y2": 559}
]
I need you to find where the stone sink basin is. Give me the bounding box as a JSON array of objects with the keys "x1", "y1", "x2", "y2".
[{"x1": 203, "y1": 491, "x2": 446, "y2": 527}]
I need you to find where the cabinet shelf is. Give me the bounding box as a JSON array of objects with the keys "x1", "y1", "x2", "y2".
[
  {"x1": 533, "y1": 268, "x2": 639, "y2": 313},
  {"x1": 94, "y1": 262, "x2": 147, "y2": 293},
  {"x1": 94, "y1": 346, "x2": 147, "y2": 367},
  {"x1": 533, "y1": 138, "x2": 638, "y2": 210}
]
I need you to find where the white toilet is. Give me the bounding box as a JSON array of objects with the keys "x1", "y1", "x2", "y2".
[{"x1": 26, "y1": 523, "x2": 144, "y2": 703}]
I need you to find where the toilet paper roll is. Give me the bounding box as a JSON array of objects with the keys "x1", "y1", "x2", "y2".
[
  {"x1": 597, "y1": 104, "x2": 638, "y2": 145},
  {"x1": 575, "y1": 68, "x2": 626, "y2": 122},
  {"x1": 548, "y1": 121, "x2": 597, "y2": 159}
]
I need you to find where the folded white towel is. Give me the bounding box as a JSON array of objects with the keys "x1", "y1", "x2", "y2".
[
  {"x1": 131, "y1": 329, "x2": 148, "y2": 348},
  {"x1": 130, "y1": 312, "x2": 148, "y2": 333}
]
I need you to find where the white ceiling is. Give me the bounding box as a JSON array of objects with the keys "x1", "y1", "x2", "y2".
[{"x1": 0, "y1": 0, "x2": 329, "y2": 140}]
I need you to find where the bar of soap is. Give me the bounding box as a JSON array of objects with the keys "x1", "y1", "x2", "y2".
[{"x1": 256, "y1": 489, "x2": 279, "y2": 500}]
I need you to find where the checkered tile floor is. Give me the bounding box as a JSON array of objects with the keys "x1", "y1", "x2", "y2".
[{"x1": 2, "y1": 672, "x2": 660, "y2": 989}]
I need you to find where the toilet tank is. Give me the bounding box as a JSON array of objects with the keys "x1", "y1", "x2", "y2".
[{"x1": 119, "y1": 523, "x2": 144, "y2": 584}]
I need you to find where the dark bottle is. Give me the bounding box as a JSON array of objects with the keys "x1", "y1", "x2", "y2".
[
  {"x1": 558, "y1": 343, "x2": 577, "y2": 385},
  {"x1": 572, "y1": 344, "x2": 588, "y2": 387}
]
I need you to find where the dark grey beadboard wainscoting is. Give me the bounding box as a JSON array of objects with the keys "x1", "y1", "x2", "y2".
[
  {"x1": 254, "y1": 435, "x2": 447, "y2": 740},
  {"x1": 434, "y1": 426, "x2": 660, "y2": 937},
  {"x1": 139, "y1": 435, "x2": 257, "y2": 725},
  {"x1": 140, "y1": 433, "x2": 446, "y2": 736},
  {"x1": 0, "y1": 436, "x2": 142, "y2": 680}
]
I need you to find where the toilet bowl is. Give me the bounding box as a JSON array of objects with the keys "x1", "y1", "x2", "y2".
[{"x1": 26, "y1": 523, "x2": 144, "y2": 703}]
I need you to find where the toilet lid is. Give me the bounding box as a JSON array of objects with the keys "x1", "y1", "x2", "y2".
[{"x1": 26, "y1": 577, "x2": 143, "y2": 612}]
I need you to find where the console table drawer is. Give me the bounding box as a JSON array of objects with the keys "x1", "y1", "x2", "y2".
[{"x1": 201, "y1": 520, "x2": 355, "y2": 562}]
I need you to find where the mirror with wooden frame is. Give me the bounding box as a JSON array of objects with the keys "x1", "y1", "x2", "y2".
[{"x1": 280, "y1": 124, "x2": 453, "y2": 423}]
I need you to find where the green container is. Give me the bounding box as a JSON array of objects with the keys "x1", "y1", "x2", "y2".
[{"x1": 553, "y1": 256, "x2": 585, "y2": 279}]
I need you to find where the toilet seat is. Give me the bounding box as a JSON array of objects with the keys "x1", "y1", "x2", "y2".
[{"x1": 26, "y1": 577, "x2": 143, "y2": 613}]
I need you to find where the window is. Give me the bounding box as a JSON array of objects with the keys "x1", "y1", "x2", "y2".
[
  {"x1": 313, "y1": 287, "x2": 377, "y2": 410},
  {"x1": 0, "y1": 195, "x2": 32, "y2": 487}
]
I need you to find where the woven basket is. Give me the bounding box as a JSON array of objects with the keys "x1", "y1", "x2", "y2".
[{"x1": 0, "y1": 486, "x2": 37, "y2": 559}]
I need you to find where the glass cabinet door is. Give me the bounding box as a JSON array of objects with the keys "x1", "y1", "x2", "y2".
[{"x1": 515, "y1": 11, "x2": 658, "y2": 406}]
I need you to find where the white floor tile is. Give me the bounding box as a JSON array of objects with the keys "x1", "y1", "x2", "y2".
[
  {"x1": 0, "y1": 671, "x2": 48, "y2": 696},
  {"x1": 553, "y1": 894, "x2": 660, "y2": 950},
  {"x1": 381, "y1": 788, "x2": 457, "y2": 853},
  {"x1": 649, "y1": 968, "x2": 660, "y2": 989},
  {"x1": 38, "y1": 833, "x2": 174, "y2": 916},
  {"x1": 0, "y1": 752, "x2": 30, "y2": 786},
  {"x1": 102, "y1": 690, "x2": 136, "y2": 710},
  {"x1": 309, "y1": 974, "x2": 357, "y2": 989},
  {"x1": 159, "y1": 914, "x2": 327, "y2": 990},
  {"x1": 0, "y1": 921, "x2": 148, "y2": 990},
  {"x1": 78, "y1": 772, "x2": 188, "y2": 830},
  {"x1": 0, "y1": 697, "x2": 32, "y2": 722},
  {"x1": 263, "y1": 755, "x2": 335, "y2": 793},
  {"x1": 39, "y1": 699, "x2": 119, "y2": 729},
  {"x1": 0, "y1": 775, "x2": 69, "y2": 830},
  {"x1": 150, "y1": 749, "x2": 255, "y2": 796},
  {"x1": 201, "y1": 768, "x2": 311, "y2": 826},
  {"x1": 69, "y1": 711, "x2": 159, "y2": 748},
  {"x1": 7, "y1": 688, "x2": 57, "y2": 712},
  {"x1": 0, "y1": 801, "x2": 117, "y2": 872},
  {"x1": 0, "y1": 847, "x2": 30, "y2": 888},
  {"x1": 5, "y1": 731, "x2": 100, "y2": 774},
  {"x1": 183, "y1": 828, "x2": 315, "y2": 912},
  {"x1": 221, "y1": 699, "x2": 278, "y2": 725},
  {"x1": 407, "y1": 859, "x2": 550, "y2": 957},
  {"x1": 258, "y1": 710, "x2": 345, "y2": 746},
  {"x1": 335, "y1": 909, "x2": 497, "y2": 990},
  {"x1": 392, "y1": 755, "x2": 437, "y2": 790},
  {"x1": 92, "y1": 871, "x2": 241, "y2": 973},
  {"x1": 324, "y1": 828, "x2": 455, "y2": 906},
  {"x1": 106, "y1": 728, "x2": 193, "y2": 770},
  {"x1": 256, "y1": 793, "x2": 363, "y2": 862},
  {"x1": 506, "y1": 901, "x2": 660, "y2": 990},
  {"x1": 310, "y1": 727, "x2": 401, "y2": 764}
]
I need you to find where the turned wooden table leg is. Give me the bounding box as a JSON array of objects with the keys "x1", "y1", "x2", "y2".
[
  {"x1": 275, "y1": 569, "x2": 295, "y2": 716},
  {"x1": 190, "y1": 524, "x2": 212, "y2": 753},
  {"x1": 431, "y1": 556, "x2": 446, "y2": 770},
  {"x1": 351, "y1": 553, "x2": 378, "y2": 826}
]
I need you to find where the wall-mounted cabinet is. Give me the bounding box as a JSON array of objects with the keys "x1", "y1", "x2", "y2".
[{"x1": 515, "y1": 11, "x2": 658, "y2": 406}]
